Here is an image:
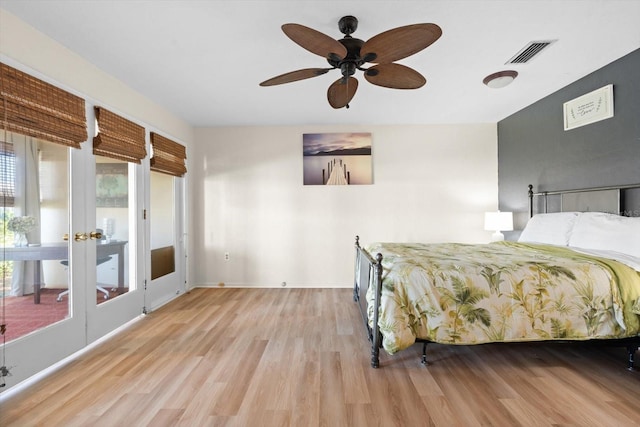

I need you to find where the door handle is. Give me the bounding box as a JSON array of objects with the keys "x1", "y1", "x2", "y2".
[
  {"x1": 90, "y1": 231, "x2": 103, "y2": 240},
  {"x1": 74, "y1": 232, "x2": 88, "y2": 241}
]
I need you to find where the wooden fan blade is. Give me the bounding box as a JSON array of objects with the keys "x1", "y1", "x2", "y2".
[
  {"x1": 260, "y1": 68, "x2": 332, "y2": 86},
  {"x1": 364, "y1": 63, "x2": 426, "y2": 89},
  {"x1": 361, "y1": 23, "x2": 442, "y2": 64},
  {"x1": 327, "y1": 77, "x2": 358, "y2": 109},
  {"x1": 282, "y1": 23, "x2": 347, "y2": 60}
]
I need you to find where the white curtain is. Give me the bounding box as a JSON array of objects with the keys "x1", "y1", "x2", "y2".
[{"x1": 10, "y1": 133, "x2": 42, "y2": 297}]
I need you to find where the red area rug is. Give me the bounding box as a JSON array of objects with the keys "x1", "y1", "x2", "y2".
[{"x1": 2, "y1": 287, "x2": 128, "y2": 342}]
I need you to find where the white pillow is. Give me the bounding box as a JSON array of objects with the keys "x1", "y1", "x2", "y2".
[
  {"x1": 518, "y1": 212, "x2": 579, "y2": 246},
  {"x1": 568, "y1": 212, "x2": 640, "y2": 258}
]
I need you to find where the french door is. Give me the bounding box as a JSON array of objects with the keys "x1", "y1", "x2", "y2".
[
  {"x1": 85, "y1": 153, "x2": 145, "y2": 344},
  {"x1": 147, "y1": 169, "x2": 185, "y2": 309},
  {"x1": 1, "y1": 133, "x2": 87, "y2": 389},
  {"x1": 1, "y1": 123, "x2": 144, "y2": 389}
]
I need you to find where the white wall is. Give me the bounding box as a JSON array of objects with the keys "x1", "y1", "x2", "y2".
[
  {"x1": 0, "y1": 10, "x2": 193, "y2": 144},
  {"x1": 193, "y1": 124, "x2": 498, "y2": 288}
]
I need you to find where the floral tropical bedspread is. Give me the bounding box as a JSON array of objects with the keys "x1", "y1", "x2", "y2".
[{"x1": 365, "y1": 241, "x2": 640, "y2": 354}]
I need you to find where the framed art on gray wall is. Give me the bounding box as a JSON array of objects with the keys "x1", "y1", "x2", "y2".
[{"x1": 563, "y1": 84, "x2": 614, "y2": 131}]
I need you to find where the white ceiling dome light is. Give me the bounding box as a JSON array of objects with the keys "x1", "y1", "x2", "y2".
[{"x1": 483, "y1": 70, "x2": 518, "y2": 88}]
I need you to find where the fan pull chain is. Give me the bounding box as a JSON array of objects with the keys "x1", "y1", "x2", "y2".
[{"x1": 346, "y1": 78, "x2": 350, "y2": 109}]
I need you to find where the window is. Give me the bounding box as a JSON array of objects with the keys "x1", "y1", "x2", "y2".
[{"x1": 0, "y1": 141, "x2": 15, "y2": 206}]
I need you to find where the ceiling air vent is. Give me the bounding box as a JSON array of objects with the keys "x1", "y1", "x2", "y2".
[{"x1": 506, "y1": 40, "x2": 557, "y2": 64}]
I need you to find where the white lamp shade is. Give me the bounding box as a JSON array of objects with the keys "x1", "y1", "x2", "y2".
[{"x1": 484, "y1": 211, "x2": 513, "y2": 232}]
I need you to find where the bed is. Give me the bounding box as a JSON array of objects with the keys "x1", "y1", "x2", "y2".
[{"x1": 353, "y1": 184, "x2": 640, "y2": 368}]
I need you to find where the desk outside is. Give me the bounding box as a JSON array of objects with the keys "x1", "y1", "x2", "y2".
[{"x1": 2, "y1": 240, "x2": 128, "y2": 303}]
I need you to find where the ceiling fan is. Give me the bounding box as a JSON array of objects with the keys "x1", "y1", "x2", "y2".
[{"x1": 259, "y1": 16, "x2": 442, "y2": 109}]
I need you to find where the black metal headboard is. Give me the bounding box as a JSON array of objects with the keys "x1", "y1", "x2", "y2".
[{"x1": 528, "y1": 183, "x2": 640, "y2": 217}]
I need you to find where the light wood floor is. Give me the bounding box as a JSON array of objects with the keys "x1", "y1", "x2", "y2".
[{"x1": 1, "y1": 288, "x2": 639, "y2": 426}]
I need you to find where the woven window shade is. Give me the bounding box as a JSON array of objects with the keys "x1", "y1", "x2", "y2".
[
  {"x1": 150, "y1": 132, "x2": 187, "y2": 177},
  {"x1": 93, "y1": 106, "x2": 147, "y2": 163},
  {"x1": 0, "y1": 62, "x2": 87, "y2": 148}
]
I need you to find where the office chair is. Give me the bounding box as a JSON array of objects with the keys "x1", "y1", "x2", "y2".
[{"x1": 56, "y1": 256, "x2": 113, "y2": 302}]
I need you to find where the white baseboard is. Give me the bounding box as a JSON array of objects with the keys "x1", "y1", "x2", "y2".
[{"x1": 194, "y1": 282, "x2": 350, "y2": 289}]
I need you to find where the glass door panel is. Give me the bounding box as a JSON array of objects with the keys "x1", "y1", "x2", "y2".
[
  {"x1": 2, "y1": 133, "x2": 71, "y2": 342},
  {"x1": 148, "y1": 170, "x2": 183, "y2": 308},
  {"x1": 150, "y1": 170, "x2": 175, "y2": 279},
  {"x1": 94, "y1": 156, "x2": 132, "y2": 304}
]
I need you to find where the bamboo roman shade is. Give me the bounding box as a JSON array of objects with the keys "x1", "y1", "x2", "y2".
[
  {"x1": 93, "y1": 106, "x2": 147, "y2": 163},
  {"x1": 0, "y1": 62, "x2": 87, "y2": 148},
  {"x1": 150, "y1": 132, "x2": 187, "y2": 177}
]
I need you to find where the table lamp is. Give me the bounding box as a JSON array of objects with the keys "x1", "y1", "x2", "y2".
[{"x1": 485, "y1": 211, "x2": 513, "y2": 242}]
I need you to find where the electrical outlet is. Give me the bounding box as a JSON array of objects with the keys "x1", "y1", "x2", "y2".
[{"x1": 224, "y1": 252, "x2": 230, "y2": 261}]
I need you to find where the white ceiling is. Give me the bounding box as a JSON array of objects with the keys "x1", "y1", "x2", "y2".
[{"x1": 2, "y1": 0, "x2": 639, "y2": 127}]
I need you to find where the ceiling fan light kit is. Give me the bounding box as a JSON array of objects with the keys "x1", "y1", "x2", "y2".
[
  {"x1": 483, "y1": 70, "x2": 518, "y2": 88},
  {"x1": 260, "y1": 16, "x2": 442, "y2": 109}
]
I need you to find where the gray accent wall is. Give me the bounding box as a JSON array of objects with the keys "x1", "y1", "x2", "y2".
[{"x1": 498, "y1": 48, "x2": 640, "y2": 235}]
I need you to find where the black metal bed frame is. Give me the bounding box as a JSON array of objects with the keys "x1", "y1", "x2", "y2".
[{"x1": 354, "y1": 184, "x2": 640, "y2": 369}]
